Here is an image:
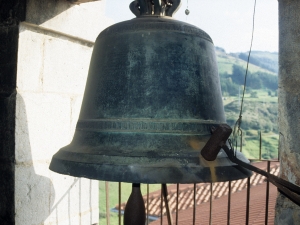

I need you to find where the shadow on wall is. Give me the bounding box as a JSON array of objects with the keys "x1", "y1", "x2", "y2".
[
  {"x1": 16, "y1": 94, "x2": 96, "y2": 224},
  {"x1": 15, "y1": 94, "x2": 55, "y2": 224}
]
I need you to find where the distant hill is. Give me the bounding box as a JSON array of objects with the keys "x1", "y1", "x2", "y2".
[
  {"x1": 215, "y1": 47, "x2": 278, "y2": 97},
  {"x1": 215, "y1": 47, "x2": 278, "y2": 75},
  {"x1": 230, "y1": 51, "x2": 278, "y2": 74}
]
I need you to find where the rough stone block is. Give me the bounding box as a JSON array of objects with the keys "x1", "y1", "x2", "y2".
[
  {"x1": 15, "y1": 163, "x2": 53, "y2": 225},
  {"x1": 26, "y1": 0, "x2": 113, "y2": 41},
  {"x1": 16, "y1": 28, "x2": 44, "y2": 92},
  {"x1": 42, "y1": 36, "x2": 91, "y2": 95},
  {"x1": 47, "y1": 172, "x2": 99, "y2": 225},
  {"x1": 17, "y1": 26, "x2": 91, "y2": 94},
  {"x1": 16, "y1": 164, "x2": 98, "y2": 225}
]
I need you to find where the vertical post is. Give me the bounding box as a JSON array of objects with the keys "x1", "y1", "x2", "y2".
[
  {"x1": 160, "y1": 185, "x2": 163, "y2": 225},
  {"x1": 119, "y1": 182, "x2": 121, "y2": 225},
  {"x1": 176, "y1": 184, "x2": 179, "y2": 225},
  {"x1": 265, "y1": 161, "x2": 270, "y2": 225},
  {"x1": 209, "y1": 183, "x2": 213, "y2": 225},
  {"x1": 227, "y1": 181, "x2": 231, "y2": 225},
  {"x1": 276, "y1": 0, "x2": 300, "y2": 223},
  {"x1": 162, "y1": 184, "x2": 173, "y2": 225},
  {"x1": 193, "y1": 184, "x2": 196, "y2": 225},
  {"x1": 246, "y1": 178, "x2": 250, "y2": 225},
  {"x1": 105, "y1": 181, "x2": 110, "y2": 225},
  {"x1": 147, "y1": 184, "x2": 149, "y2": 225}
]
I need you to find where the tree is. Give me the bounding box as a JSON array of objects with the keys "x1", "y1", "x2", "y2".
[{"x1": 231, "y1": 65, "x2": 245, "y2": 85}]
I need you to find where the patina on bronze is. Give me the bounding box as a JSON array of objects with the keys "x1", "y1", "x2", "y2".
[{"x1": 49, "y1": 0, "x2": 251, "y2": 185}]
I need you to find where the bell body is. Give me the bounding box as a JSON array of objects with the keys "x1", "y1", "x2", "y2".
[{"x1": 50, "y1": 16, "x2": 251, "y2": 183}]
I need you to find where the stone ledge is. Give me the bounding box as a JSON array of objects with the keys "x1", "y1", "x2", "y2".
[{"x1": 67, "y1": 0, "x2": 100, "y2": 4}]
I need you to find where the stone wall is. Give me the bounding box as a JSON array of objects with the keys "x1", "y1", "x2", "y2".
[
  {"x1": 276, "y1": 0, "x2": 300, "y2": 223},
  {"x1": 0, "y1": 0, "x2": 113, "y2": 224}
]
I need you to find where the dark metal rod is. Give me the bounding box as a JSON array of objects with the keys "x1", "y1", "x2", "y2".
[
  {"x1": 209, "y1": 183, "x2": 213, "y2": 225},
  {"x1": 105, "y1": 181, "x2": 110, "y2": 225},
  {"x1": 265, "y1": 161, "x2": 271, "y2": 225},
  {"x1": 239, "y1": 129, "x2": 243, "y2": 152},
  {"x1": 202, "y1": 126, "x2": 300, "y2": 206},
  {"x1": 246, "y1": 178, "x2": 251, "y2": 225},
  {"x1": 222, "y1": 145, "x2": 300, "y2": 203},
  {"x1": 161, "y1": 185, "x2": 163, "y2": 225},
  {"x1": 193, "y1": 183, "x2": 196, "y2": 225},
  {"x1": 227, "y1": 181, "x2": 231, "y2": 225},
  {"x1": 259, "y1": 131, "x2": 262, "y2": 160},
  {"x1": 176, "y1": 183, "x2": 179, "y2": 225},
  {"x1": 119, "y1": 182, "x2": 121, "y2": 225},
  {"x1": 147, "y1": 184, "x2": 149, "y2": 225},
  {"x1": 162, "y1": 184, "x2": 173, "y2": 225}
]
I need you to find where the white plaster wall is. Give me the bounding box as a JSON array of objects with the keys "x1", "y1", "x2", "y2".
[{"x1": 15, "y1": 1, "x2": 113, "y2": 224}]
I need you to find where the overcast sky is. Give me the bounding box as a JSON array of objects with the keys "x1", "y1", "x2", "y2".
[{"x1": 105, "y1": 0, "x2": 278, "y2": 53}]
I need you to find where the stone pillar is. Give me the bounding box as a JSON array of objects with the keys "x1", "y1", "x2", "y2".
[
  {"x1": 0, "y1": 1, "x2": 26, "y2": 224},
  {"x1": 275, "y1": 0, "x2": 300, "y2": 223}
]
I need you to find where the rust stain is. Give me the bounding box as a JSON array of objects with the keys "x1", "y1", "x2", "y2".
[
  {"x1": 208, "y1": 159, "x2": 218, "y2": 183},
  {"x1": 187, "y1": 137, "x2": 206, "y2": 151}
]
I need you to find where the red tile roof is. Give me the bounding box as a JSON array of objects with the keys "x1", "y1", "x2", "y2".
[
  {"x1": 150, "y1": 181, "x2": 278, "y2": 225},
  {"x1": 115, "y1": 161, "x2": 280, "y2": 224}
]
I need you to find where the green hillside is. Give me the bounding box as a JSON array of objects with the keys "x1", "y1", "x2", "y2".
[
  {"x1": 231, "y1": 50, "x2": 278, "y2": 74},
  {"x1": 215, "y1": 47, "x2": 277, "y2": 75},
  {"x1": 216, "y1": 47, "x2": 279, "y2": 160}
]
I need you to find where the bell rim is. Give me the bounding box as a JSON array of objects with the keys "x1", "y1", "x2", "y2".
[{"x1": 49, "y1": 147, "x2": 252, "y2": 184}]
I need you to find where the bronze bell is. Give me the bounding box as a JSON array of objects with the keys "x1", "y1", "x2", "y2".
[{"x1": 49, "y1": 0, "x2": 251, "y2": 184}]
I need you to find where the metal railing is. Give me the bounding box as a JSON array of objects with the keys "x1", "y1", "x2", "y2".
[{"x1": 100, "y1": 158, "x2": 279, "y2": 225}]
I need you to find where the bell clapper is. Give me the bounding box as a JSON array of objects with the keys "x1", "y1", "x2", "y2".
[{"x1": 124, "y1": 183, "x2": 146, "y2": 225}]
